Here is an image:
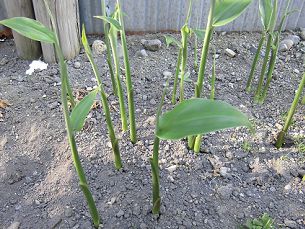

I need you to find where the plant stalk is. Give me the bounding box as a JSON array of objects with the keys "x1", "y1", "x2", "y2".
[
  {"x1": 259, "y1": 36, "x2": 279, "y2": 104},
  {"x1": 43, "y1": 0, "x2": 99, "y2": 224},
  {"x1": 246, "y1": 34, "x2": 266, "y2": 93},
  {"x1": 82, "y1": 28, "x2": 122, "y2": 170},
  {"x1": 190, "y1": 0, "x2": 215, "y2": 150},
  {"x1": 195, "y1": 0, "x2": 215, "y2": 98},
  {"x1": 108, "y1": 25, "x2": 128, "y2": 131},
  {"x1": 55, "y1": 42, "x2": 100, "y2": 227},
  {"x1": 117, "y1": 0, "x2": 137, "y2": 143},
  {"x1": 101, "y1": 0, "x2": 117, "y2": 96},
  {"x1": 275, "y1": 71, "x2": 305, "y2": 148},
  {"x1": 254, "y1": 33, "x2": 272, "y2": 102},
  {"x1": 172, "y1": 48, "x2": 182, "y2": 104},
  {"x1": 150, "y1": 136, "x2": 161, "y2": 214},
  {"x1": 179, "y1": 26, "x2": 189, "y2": 102}
]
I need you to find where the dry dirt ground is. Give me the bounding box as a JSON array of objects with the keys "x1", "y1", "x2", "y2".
[{"x1": 0, "y1": 31, "x2": 305, "y2": 229}]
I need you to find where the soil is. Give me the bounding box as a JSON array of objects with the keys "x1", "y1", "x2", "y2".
[{"x1": 0, "y1": 31, "x2": 305, "y2": 229}]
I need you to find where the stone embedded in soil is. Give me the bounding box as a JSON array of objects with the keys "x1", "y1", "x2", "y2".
[
  {"x1": 280, "y1": 39, "x2": 294, "y2": 52},
  {"x1": 219, "y1": 167, "x2": 230, "y2": 177},
  {"x1": 92, "y1": 40, "x2": 107, "y2": 55},
  {"x1": 7, "y1": 222, "x2": 21, "y2": 229},
  {"x1": 284, "y1": 219, "x2": 298, "y2": 228},
  {"x1": 287, "y1": 35, "x2": 300, "y2": 45},
  {"x1": 116, "y1": 209, "x2": 124, "y2": 218},
  {"x1": 135, "y1": 49, "x2": 148, "y2": 57},
  {"x1": 149, "y1": 98, "x2": 156, "y2": 105},
  {"x1": 225, "y1": 48, "x2": 236, "y2": 57},
  {"x1": 141, "y1": 39, "x2": 162, "y2": 51},
  {"x1": 73, "y1": 61, "x2": 81, "y2": 69},
  {"x1": 166, "y1": 165, "x2": 177, "y2": 173},
  {"x1": 0, "y1": 57, "x2": 9, "y2": 65},
  {"x1": 162, "y1": 71, "x2": 172, "y2": 79}
]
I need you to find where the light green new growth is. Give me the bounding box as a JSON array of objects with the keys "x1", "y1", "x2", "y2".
[
  {"x1": 82, "y1": 26, "x2": 122, "y2": 170},
  {"x1": 101, "y1": 0, "x2": 117, "y2": 96},
  {"x1": 107, "y1": 11, "x2": 128, "y2": 131},
  {"x1": 117, "y1": 0, "x2": 137, "y2": 143},
  {"x1": 276, "y1": 71, "x2": 305, "y2": 148}
]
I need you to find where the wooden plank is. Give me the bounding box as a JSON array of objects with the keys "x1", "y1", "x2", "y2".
[
  {"x1": 32, "y1": 0, "x2": 80, "y2": 62},
  {"x1": 4, "y1": 0, "x2": 42, "y2": 59}
]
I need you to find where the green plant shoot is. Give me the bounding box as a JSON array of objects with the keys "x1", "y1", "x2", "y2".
[
  {"x1": 95, "y1": 13, "x2": 128, "y2": 132},
  {"x1": 0, "y1": 15, "x2": 100, "y2": 228},
  {"x1": 101, "y1": 0, "x2": 117, "y2": 96},
  {"x1": 275, "y1": 71, "x2": 305, "y2": 149},
  {"x1": 82, "y1": 25, "x2": 123, "y2": 170},
  {"x1": 191, "y1": 0, "x2": 252, "y2": 150},
  {"x1": 116, "y1": 0, "x2": 137, "y2": 143},
  {"x1": 152, "y1": 98, "x2": 251, "y2": 214}
]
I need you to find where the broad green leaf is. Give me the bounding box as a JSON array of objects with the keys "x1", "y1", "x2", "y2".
[
  {"x1": 94, "y1": 16, "x2": 122, "y2": 30},
  {"x1": 164, "y1": 35, "x2": 181, "y2": 48},
  {"x1": 156, "y1": 98, "x2": 251, "y2": 140},
  {"x1": 213, "y1": 0, "x2": 252, "y2": 27},
  {"x1": 259, "y1": 0, "x2": 274, "y2": 31},
  {"x1": 0, "y1": 17, "x2": 56, "y2": 43},
  {"x1": 70, "y1": 89, "x2": 99, "y2": 132},
  {"x1": 192, "y1": 28, "x2": 206, "y2": 41}
]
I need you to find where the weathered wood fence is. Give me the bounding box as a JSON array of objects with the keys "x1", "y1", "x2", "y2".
[
  {"x1": 2, "y1": 0, "x2": 80, "y2": 63},
  {"x1": 1, "y1": 0, "x2": 305, "y2": 62}
]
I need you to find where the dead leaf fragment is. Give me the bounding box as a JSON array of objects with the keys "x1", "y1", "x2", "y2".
[{"x1": 0, "y1": 99, "x2": 11, "y2": 109}]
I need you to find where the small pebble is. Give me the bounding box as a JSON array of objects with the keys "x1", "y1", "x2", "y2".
[
  {"x1": 74, "y1": 62, "x2": 81, "y2": 69},
  {"x1": 225, "y1": 48, "x2": 236, "y2": 57}
]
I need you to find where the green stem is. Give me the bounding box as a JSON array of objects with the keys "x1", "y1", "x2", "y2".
[
  {"x1": 259, "y1": 36, "x2": 279, "y2": 104},
  {"x1": 172, "y1": 48, "x2": 182, "y2": 105},
  {"x1": 55, "y1": 42, "x2": 100, "y2": 227},
  {"x1": 191, "y1": 0, "x2": 215, "y2": 150},
  {"x1": 275, "y1": 71, "x2": 305, "y2": 148},
  {"x1": 150, "y1": 137, "x2": 161, "y2": 214},
  {"x1": 102, "y1": 0, "x2": 117, "y2": 96},
  {"x1": 43, "y1": 0, "x2": 99, "y2": 224},
  {"x1": 193, "y1": 134, "x2": 202, "y2": 153},
  {"x1": 254, "y1": 34, "x2": 272, "y2": 102},
  {"x1": 117, "y1": 0, "x2": 137, "y2": 143},
  {"x1": 179, "y1": 25, "x2": 189, "y2": 102},
  {"x1": 246, "y1": 34, "x2": 266, "y2": 93},
  {"x1": 82, "y1": 29, "x2": 122, "y2": 170},
  {"x1": 150, "y1": 80, "x2": 169, "y2": 215},
  {"x1": 108, "y1": 26, "x2": 128, "y2": 132},
  {"x1": 195, "y1": 0, "x2": 215, "y2": 98}
]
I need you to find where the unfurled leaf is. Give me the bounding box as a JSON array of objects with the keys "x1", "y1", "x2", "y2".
[
  {"x1": 70, "y1": 89, "x2": 99, "y2": 132},
  {"x1": 213, "y1": 0, "x2": 252, "y2": 27},
  {"x1": 0, "y1": 17, "x2": 56, "y2": 43},
  {"x1": 156, "y1": 98, "x2": 251, "y2": 140},
  {"x1": 178, "y1": 71, "x2": 192, "y2": 82},
  {"x1": 259, "y1": 0, "x2": 274, "y2": 31},
  {"x1": 192, "y1": 28, "x2": 206, "y2": 41},
  {"x1": 164, "y1": 35, "x2": 181, "y2": 48},
  {"x1": 94, "y1": 16, "x2": 122, "y2": 30}
]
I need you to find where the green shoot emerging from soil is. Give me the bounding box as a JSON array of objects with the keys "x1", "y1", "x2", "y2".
[
  {"x1": 246, "y1": 0, "x2": 295, "y2": 104},
  {"x1": 190, "y1": 0, "x2": 252, "y2": 152},
  {"x1": 151, "y1": 95, "x2": 252, "y2": 214},
  {"x1": 101, "y1": 0, "x2": 117, "y2": 96},
  {"x1": 0, "y1": 5, "x2": 101, "y2": 227},
  {"x1": 82, "y1": 25, "x2": 122, "y2": 170},
  {"x1": 241, "y1": 213, "x2": 275, "y2": 229},
  {"x1": 275, "y1": 71, "x2": 305, "y2": 149}
]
